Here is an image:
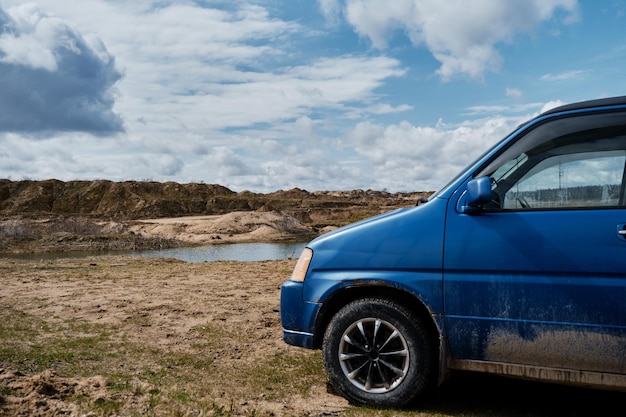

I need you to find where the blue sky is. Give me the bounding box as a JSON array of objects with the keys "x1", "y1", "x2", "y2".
[{"x1": 0, "y1": 0, "x2": 625, "y2": 192}]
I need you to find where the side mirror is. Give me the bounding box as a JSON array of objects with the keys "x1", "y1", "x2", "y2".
[{"x1": 457, "y1": 176, "x2": 492, "y2": 214}]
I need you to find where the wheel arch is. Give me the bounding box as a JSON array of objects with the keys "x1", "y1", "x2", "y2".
[{"x1": 312, "y1": 284, "x2": 441, "y2": 351}]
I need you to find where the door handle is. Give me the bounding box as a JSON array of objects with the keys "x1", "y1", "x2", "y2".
[{"x1": 618, "y1": 224, "x2": 626, "y2": 239}]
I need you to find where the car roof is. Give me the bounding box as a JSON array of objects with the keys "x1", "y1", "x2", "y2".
[{"x1": 542, "y1": 96, "x2": 626, "y2": 116}]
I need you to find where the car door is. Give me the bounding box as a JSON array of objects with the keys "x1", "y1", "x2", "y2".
[{"x1": 443, "y1": 110, "x2": 626, "y2": 374}]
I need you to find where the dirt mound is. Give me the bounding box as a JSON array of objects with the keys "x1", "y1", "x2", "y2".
[
  {"x1": 0, "y1": 368, "x2": 152, "y2": 416},
  {"x1": 0, "y1": 179, "x2": 432, "y2": 253},
  {"x1": 0, "y1": 211, "x2": 317, "y2": 253},
  {"x1": 0, "y1": 179, "x2": 430, "y2": 222},
  {"x1": 130, "y1": 211, "x2": 317, "y2": 245},
  {"x1": 0, "y1": 179, "x2": 236, "y2": 219}
]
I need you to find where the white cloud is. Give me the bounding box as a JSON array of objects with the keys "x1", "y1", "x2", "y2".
[
  {"x1": 464, "y1": 102, "x2": 544, "y2": 117},
  {"x1": 368, "y1": 103, "x2": 413, "y2": 114},
  {"x1": 540, "y1": 70, "x2": 587, "y2": 81},
  {"x1": 0, "y1": 1, "x2": 411, "y2": 189},
  {"x1": 318, "y1": 0, "x2": 343, "y2": 26},
  {"x1": 0, "y1": 4, "x2": 123, "y2": 134},
  {"x1": 154, "y1": 154, "x2": 184, "y2": 176},
  {"x1": 13, "y1": 1, "x2": 404, "y2": 134},
  {"x1": 506, "y1": 87, "x2": 523, "y2": 99},
  {"x1": 325, "y1": 0, "x2": 579, "y2": 80},
  {"x1": 540, "y1": 100, "x2": 565, "y2": 113},
  {"x1": 0, "y1": 4, "x2": 57, "y2": 70},
  {"x1": 348, "y1": 115, "x2": 519, "y2": 190}
]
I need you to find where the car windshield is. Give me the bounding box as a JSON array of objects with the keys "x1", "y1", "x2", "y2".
[{"x1": 490, "y1": 153, "x2": 528, "y2": 185}]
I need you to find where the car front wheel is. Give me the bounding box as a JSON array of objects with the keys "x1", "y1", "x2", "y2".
[{"x1": 322, "y1": 297, "x2": 436, "y2": 407}]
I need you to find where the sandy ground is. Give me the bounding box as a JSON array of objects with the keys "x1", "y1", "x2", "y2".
[
  {"x1": 128, "y1": 212, "x2": 321, "y2": 245},
  {"x1": 0, "y1": 256, "x2": 349, "y2": 416}
]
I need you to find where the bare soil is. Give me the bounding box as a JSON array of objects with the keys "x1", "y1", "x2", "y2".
[
  {"x1": 0, "y1": 256, "x2": 347, "y2": 416},
  {"x1": 128, "y1": 212, "x2": 321, "y2": 245}
]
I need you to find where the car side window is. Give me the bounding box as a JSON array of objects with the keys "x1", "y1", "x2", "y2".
[
  {"x1": 502, "y1": 150, "x2": 626, "y2": 209},
  {"x1": 477, "y1": 111, "x2": 626, "y2": 210}
]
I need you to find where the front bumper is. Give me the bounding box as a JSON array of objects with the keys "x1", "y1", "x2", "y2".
[
  {"x1": 280, "y1": 279, "x2": 321, "y2": 349},
  {"x1": 282, "y1": 328, "x2": 315, "y2": 349}
]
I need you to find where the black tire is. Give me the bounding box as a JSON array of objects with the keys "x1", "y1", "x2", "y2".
[{"x1": 322, "y1": 297, "x2": 436, "y2": 407}]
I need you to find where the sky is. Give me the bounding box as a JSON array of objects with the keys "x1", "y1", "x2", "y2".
[{"x1": 0, "y1": 0, "x2": 625, "y2": 193}]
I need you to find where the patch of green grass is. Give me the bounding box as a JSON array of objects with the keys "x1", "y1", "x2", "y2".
[
  {"x1": 161, "y1": 351, "x2": 214, "y2": 371},
  {"x1": 0, "y1": 303, "x2": 126, "y2": 377},
  {"x1": 92, "y1": 396, "x2": 123, "y2": 414},
  {"x1": 205, "y1": 401, "x2": 236, "y2": 417},
  {"x1": 0, "y1": 308, "x2": 50, "y2": 372},
  {"x1": 172, "y1": 389, "x2": 192, "y2": 404},
  {"x1": 0, "y1": 308, "x2": 42, "y2": 339},
  {"x1": 139, "y1": 368, "x2": 169, "y2": 386},
  {"x1": 0, "y1": 384, "x2": 15, "y2": 397},
  {"x1": 236, "y1": 350, "x2": 326, "y2": 400},
  {"x1": 192, "y1": 322, "x2": 229, "y2": 339}
]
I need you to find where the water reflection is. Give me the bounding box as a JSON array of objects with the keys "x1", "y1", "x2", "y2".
[{"x1": 129, "y1": 242, "x2": 307, "y2": 263}]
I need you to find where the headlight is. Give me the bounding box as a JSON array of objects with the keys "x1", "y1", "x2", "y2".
[{"x1": 290, "y1": 248, "x2": 313, "y2": 282}]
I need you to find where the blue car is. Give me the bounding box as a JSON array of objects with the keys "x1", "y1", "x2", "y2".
[{"x1": 280, "y1": 96, "x2": 626, "y2": 407}]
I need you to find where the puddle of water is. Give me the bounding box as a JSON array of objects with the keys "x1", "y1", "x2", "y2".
[
  {"x1": 1, "y1": 242, "x2": 307, "y2": 263},
  {"x1": 128, "y1": 242, "x2": 307, "y2": 263}
]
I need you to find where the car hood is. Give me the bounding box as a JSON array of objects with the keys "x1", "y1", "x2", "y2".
[{"x1": 306, "y1": 197, "x2": 447, "y2": 271}]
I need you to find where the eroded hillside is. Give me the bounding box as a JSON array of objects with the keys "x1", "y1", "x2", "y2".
[{"x1": 0, "y1": 179, "x2": 432, "y2": 253}]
